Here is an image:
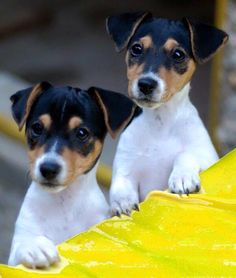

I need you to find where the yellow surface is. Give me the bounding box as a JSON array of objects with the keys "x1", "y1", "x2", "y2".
[{"x1": 1, "y1": 150, "x2": 236, "y2": 277}]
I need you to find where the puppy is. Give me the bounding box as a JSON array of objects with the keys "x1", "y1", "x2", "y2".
[
  {"x1": 106, "y1": 12, "x2": 228, "y2": 216},
  {"x1": 8, "y1": 82, "x2": 136, "y2": 268}
]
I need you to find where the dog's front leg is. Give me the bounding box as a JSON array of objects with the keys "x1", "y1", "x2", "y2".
[
  {"x1": 8, "y1": 234, "x2": 59, "y2": 268},
  {"x1": 168, "y1": 152, "x2": 200, "y2": 194},
  {"x1": 110, "y1": 174, "x2": 139, "y2": 216}
]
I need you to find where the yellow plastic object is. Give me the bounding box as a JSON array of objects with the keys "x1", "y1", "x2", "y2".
[
  {"x1": 0, "y1": 114, "x2": 25, "y2": 145},
  {"x1": 1, "y1": 150, "x2": 236, "y2": 277}
]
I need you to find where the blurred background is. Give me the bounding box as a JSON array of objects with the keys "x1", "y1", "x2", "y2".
[{"x1": 0, "y1": 0, "x2": 235, "y2": 264}]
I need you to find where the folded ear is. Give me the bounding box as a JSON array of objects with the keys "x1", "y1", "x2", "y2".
[
  {"x1": 106, "y1": 11, "x2": 151, "y2": 52},
  {"x1": 10, "y1": 81, "x2": 52, "y2": 131},
  {"x1": 184, "y1": 18, "x2": 229, "y2": 64},
  {"x1": 88, "y1": 87, "x2": 137, "y2": 139}
]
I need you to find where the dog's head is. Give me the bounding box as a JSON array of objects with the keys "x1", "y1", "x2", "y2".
[
  {"x1": 107, "y1": 12, "x2": 228, "y2": 108},
  {"x1": 11, "y1": 82, "x2": 135, "y2": 192}
]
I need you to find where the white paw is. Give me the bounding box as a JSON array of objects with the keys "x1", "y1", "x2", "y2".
[
  {"x1": 110, "y1": 193, "x2": 139, "y2": 217},
  {"x1": 168, "y1": 169, "x2": 200, "y2": 194},
  {"x1": 9, "y1": 236, "x2": 60, "y2": 269}
]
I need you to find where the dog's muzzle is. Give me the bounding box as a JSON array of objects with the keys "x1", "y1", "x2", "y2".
[
  {"x1": 34, "y1": 152, "x2": 67, "y2": 190},
  {"x1": 40, "y1": 161, "x2": 61, "y2": 182},
  {"x1": 138, "y1": 77, "x2": 158, "y2": 96}
]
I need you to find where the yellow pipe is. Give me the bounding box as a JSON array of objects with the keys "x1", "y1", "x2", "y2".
[
  {"x1": 0, "y1": 114, "x2": 25, "y2": 144},
  {"x1": 0, "y1": 113, "x2": 112, "y2": 187},
  {"x1": 209, "y1": 0, "x2": 228, "y2": 153}
]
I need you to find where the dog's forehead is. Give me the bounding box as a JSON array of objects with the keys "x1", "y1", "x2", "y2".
[
  {"x1": 28, "y1": 86, "x2": 99, "y2": 125},
  {"x1": 131, "y1": 18, "x2": 190, "y2": 49}
]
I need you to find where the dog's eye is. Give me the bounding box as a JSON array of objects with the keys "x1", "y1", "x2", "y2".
[
  {"x1": 31, "y1": 122, "x2": 43, "y2": 137},
  {"x1": 75, "y1": 128, "x2": 90, "y2": 142},
  {"x1": 130, "y1": 43, "x2": 143, "y2": 57},
  {"x1": 172, "y1": 49, "x2": 186, "y2": 62}
]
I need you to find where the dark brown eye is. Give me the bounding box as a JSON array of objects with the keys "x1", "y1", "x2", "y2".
[
  {"x1": 31, "y1": 122, "x2": 43, "y2": 137},
  {"x1": 130, "y1": 43, "x2": 143, "y2": 57},
  {"x1": 75, "y1": 127, "x2": 90, "y2": 142},
  {"x1": 172, "y1": 49, "x2": 186, "y2": 62}
]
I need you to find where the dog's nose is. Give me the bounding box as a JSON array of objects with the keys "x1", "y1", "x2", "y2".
[
  {"x1": 40, "y1": 162, "x2": 61, "y2": 180},
  {"x1": 138, "y1": 78, "x2": 157, "y2": 95}
]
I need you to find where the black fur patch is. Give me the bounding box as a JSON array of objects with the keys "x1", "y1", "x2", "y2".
[
  {"x1": 127, "y1": 18, "x2": 193, "y2": 75},
  {"x1": 107, "y1": 12, "x2": 228, "y2": 73},
  {"x1": 106, "y1": 11, "x2": 151, "y2": 52}
]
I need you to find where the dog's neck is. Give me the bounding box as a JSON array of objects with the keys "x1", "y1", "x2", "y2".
[{"x1": 142, "y1": 82, "x2": 191, "y2": 121}]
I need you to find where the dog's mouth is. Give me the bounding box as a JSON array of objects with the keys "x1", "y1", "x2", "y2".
[
  {"x1": 131, "y1": 97, "x2": 163, "y2": 108},
  {"x1": 40, "y1": 181, "x2": 59, "y2": 187},
  {"x1": 39, "y1": 180, "x2": 67, "y2": 193}
]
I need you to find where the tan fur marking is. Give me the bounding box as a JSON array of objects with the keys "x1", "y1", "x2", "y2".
[
  {"x1": 39, "y1": 114, "x2": 52, "y2": 129},
  {"x1": 68, "y1": 116, "x2": 82, "y2": 130},
  {"x1": 164, "y1": 38, "x2": 179, "y2": 51},
  {"x1": 159, "y1": 59, "x2": 196, "y2": 102},
  {"x1": 28, "y1": 146, "x2": 45, "y2": 178},
  {"x1": 127, "y1": 63, "x2": 144, "y2": 97},
  {"x1": 62, "y1": 140, "x2": 102, "y2": 185},
  {"x1": 140, "y1": 35, "x2": 153, "y2": 49},
  {"x1": 19, "y1": 83, "x2": 44, "y2": 131}
]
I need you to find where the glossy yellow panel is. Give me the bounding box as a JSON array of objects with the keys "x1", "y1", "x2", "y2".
[{"x1": 1, "y1": 149, "x2": 236, "y2": 277}]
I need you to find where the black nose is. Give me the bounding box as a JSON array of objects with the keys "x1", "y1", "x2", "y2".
[
  {"x1": 40, "y1": 162, "x2": 61, "y2": 180},
  {"x1": 138, "y1": 78, "x2": 157, "y2": 95}
]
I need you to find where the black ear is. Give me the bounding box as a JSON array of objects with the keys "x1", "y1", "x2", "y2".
[
  {"x1": 10, "y1": 81, "x2": 52, "y2": 131},
  {"x1": 106, "y1": 11, "x2": 152, "y2": 52},
  {"x1": 184, "y1": 18, "x2": 229, "y2": 64},
  {"x1": 88, "y1": 87, "x2": 137, "y2": 139}
]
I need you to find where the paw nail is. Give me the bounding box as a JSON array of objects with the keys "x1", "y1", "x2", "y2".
[
  {"x1": 133, "y1": 204, "x2": 140, "y2": 211},
  {"x1": 125, "y1": 209, "x2": 131, "y2": 215},
  {"x1": 115, "y1": 211, "x2": 121, "y2": 217}
]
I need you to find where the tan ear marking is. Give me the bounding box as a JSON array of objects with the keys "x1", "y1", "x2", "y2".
[
  {"x1": 19, "y1": 83, "x2": 44, "y2": 131},
  {"x1": 93, "y1": 90, "x2": 115, "y2": 138},
  {"x1": 93, "y1": 89, "x2": 136, "y2": 139},
  {"x1": 185, "y1": 18, "x2": 229, "y2": 64}
]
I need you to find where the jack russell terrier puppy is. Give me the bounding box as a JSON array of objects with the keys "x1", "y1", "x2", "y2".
[
  {"x1": 8, "y1": 82, "x2": 136, "y2": 268},
  {"x1": 106, "y1": 12, "x2": 228, "y2": 216}
]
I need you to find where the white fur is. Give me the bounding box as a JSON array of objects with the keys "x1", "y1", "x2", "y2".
[
  {"x1": 9, "y1": 162, "x2": 110, "y2": 268},
  {"x1": 110, "y1": 82, "x2": 218, "y2": 215}
]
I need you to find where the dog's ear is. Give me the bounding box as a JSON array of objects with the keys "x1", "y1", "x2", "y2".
[
  {"x1": 88, "y1": 87, "x2": 136, "y2": 138},
  {"x1": 10, "y1": 81, "x2": 52, "y2": 131},
  {"x1": 106, "y1": 11, "x2": 152, "y2": 52},
  {"x1": 184, "y1": 18, "x2": 229, "y2": 64}
]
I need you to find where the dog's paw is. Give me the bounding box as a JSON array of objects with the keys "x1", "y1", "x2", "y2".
[
  {"x1": 9, "y1": 236, "x2": 60, "y2": 269},
  {"x1": 110, "y1": 194, "x2": 139, "y2": 217},
  {"x1": 168, "y1": 169, "x2": 200, "y2": 195}
]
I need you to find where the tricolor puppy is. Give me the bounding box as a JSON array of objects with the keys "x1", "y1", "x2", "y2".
[
  {"x1": 8, "y1": 82, "x2": 135, "y2": 268},
  {"x1": 106, "y1": 12, "x2": 228, "y2": 215}
]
